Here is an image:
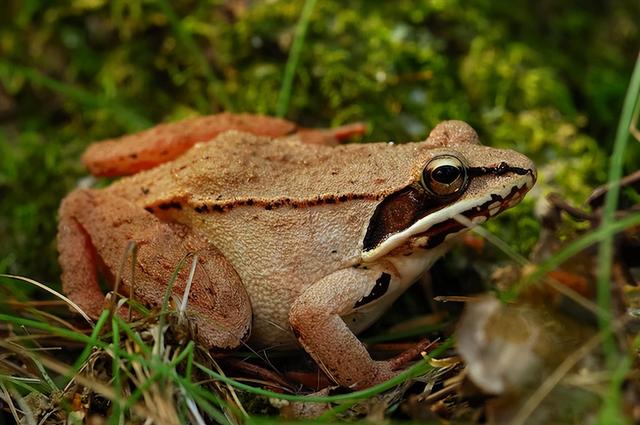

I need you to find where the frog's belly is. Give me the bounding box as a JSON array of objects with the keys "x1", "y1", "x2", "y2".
[{"x1": 179, "y1": 201, "x2": 376, "y2": 349}]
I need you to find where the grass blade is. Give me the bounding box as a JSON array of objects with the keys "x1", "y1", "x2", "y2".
[
  {"x1": 0, "y1": 274, "x2": 93, "y2": 324},
  {"x1": 276, "y1": 0, "x2": 318, "y2": 117},
  {"x1": 595, "y1": 49, "x2": 640, "y2": 425},
  {"x1": 596, "y1": 51, "x2": 640, "y2": 363}
]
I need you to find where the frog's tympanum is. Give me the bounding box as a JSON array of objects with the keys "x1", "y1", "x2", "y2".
[{"x1": 58, "y1": 113, "x2": 536, "y2": 389}]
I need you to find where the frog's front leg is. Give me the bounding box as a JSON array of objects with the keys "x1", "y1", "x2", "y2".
[
  {"x1": 289, "y1": 268, "x2": 399, "y2": 390},
  {"x1": 58, "y1": 189, "x2": 252, "y2": 349}
]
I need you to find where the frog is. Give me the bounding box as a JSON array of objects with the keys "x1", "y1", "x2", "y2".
[{"x1": 57, "y1": 113, "x2": 536, "y2": 390}]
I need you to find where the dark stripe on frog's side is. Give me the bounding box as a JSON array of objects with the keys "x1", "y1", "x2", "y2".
[
  {"x1": 186, "y1": 192, "x2": 385, "y2": 213},
  {"x1": 157, "y1": 201, "x2": 183, "y2": 210},
  {"x1": 362, "y1": 164, "x2": 533, "y2": 252},
  {"x1": 354, "y1": 273, "x2": 391, "y2": 308}
]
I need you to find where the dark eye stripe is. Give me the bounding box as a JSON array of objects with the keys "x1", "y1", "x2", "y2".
[
  {"x1": 363, "y1": 163, "x2": 533, "y2": 253},
  {"x1": 354, "y1": 273, "x2": 391, "y2": 308},
  {"x1": 362, "y1": 184, "x2": 450, "y2": 251}
]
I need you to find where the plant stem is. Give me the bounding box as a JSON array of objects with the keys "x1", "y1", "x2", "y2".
[
  {"x1": 276, "y1": 0, "x2": 318, "y2": 117},
  {"x1": 597, "y1": 51, "x2": 640, "y2": 367}
]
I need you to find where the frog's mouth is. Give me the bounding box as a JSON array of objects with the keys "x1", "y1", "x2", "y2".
[
  {"x1": 361, "y1": 171, "x2": 535, "y2": 262},
  {"x1": 414, "y1": 181, "x2": 532, "y2": 249}
]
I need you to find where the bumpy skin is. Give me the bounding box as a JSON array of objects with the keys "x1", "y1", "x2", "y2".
[{"x1": 58, "y1": 113, "x2": 535, "y2": 389}]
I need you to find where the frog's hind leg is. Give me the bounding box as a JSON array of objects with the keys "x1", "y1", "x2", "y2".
[
  {"x1": 58, "y1": 189, "x2": 252, "y2": 350},
  {"x1": 83, "y1": 113, "x2": 298, "y2": 177},
  {"x1": 57, "y1": 195, "x2": 108, "y2": 319},
  {"x1": 82, "y1": 112, "x2": 366, "y2": 177}
]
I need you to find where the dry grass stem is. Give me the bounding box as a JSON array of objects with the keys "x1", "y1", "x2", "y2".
[
  {"x1": 0, "y1": 274, "x2": 92, "y2": 324},
  {"x1": 179, "y1": 254, "x2": 199, "y2": 319}
]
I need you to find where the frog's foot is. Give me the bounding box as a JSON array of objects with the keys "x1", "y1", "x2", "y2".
[
  {"x1": 58, "y1": 189, "x2": 252, "y2": 350},
  {"x1": 82, "y1": 113, "x2": 364, "y2": 177}
]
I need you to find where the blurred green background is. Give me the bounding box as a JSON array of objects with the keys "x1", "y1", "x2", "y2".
[{"x1": 0, "y1": 0, "x2": 638, "y2": 287}]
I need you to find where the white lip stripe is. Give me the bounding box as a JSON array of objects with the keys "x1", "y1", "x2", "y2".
[{"x1": 362, "y1": 176, "x2": 533, "y2": 262}]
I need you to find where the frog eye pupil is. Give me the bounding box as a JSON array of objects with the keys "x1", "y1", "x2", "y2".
[
  {"x1": 432, "y1": 165, "x2": 461, "y2": 184},
  {"x1": 421, "y1": 155, "x2": 468, "y2": 197}
]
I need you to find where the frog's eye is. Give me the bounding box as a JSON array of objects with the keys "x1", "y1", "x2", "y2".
[{"x1": 421, "y1": 155, "x2": 468, "y2": 197}]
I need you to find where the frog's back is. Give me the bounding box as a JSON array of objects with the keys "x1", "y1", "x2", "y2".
[{"x1": 108, "y1": 130, "x2": 430, "y2": 209}]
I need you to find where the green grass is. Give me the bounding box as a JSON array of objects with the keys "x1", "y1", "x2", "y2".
[
  {"x1": 0, "y1": 283, "x2": 453, "y2": 423},
  {"x1": 276, "y1": 0, "x2": 317, "y2": 117},
  {"x1": 594, "y1": 53, "x2": 640, "y2": 425}
]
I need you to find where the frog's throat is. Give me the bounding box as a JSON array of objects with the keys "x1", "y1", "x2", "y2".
[{"x1": 361, "y1": 171, "x2": 535, "y2": 262}]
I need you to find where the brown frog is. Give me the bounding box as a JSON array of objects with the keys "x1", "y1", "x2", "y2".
[{"x1": 58, "y1": 113, "x2": 536, "y2": 389}]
